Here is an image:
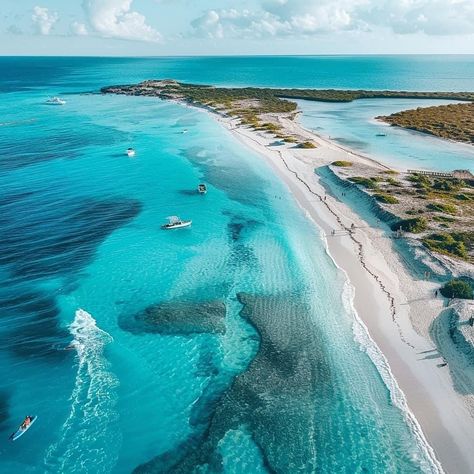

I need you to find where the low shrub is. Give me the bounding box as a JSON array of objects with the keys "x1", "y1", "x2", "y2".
[
  {"x1": 455, "y1": 193, "x2": 472, "y2": 201},
  {"x1": 440, "y1": 279, "x2": 473, "y2": 299},
  {"x1": 332, "y1": 160, "x2": 352, "y2": 167},
  {"x1": 408, "y1": 173, "x2": 432, "y2": 189},
  {"x1": 426, "y1": 202, "x2": 457, "y2": 215},
  {"x1": 387, "y1": 177, "x2": 401, "y2": 186},
  {"x1": 391, "y1": 217, "x2": 428, "y2": 233},
  {"x1": 432, "y1": 179, "x2": 463, "y2": 192},
  {"x1": 433, "y1": 215, "x2": 455, "y2": 223},
  {"x1": 298, "y1": 141, "x2": 317, "y2": 149},
  {"x1": 349, "y1": 176, "x2": 379, "y2": 190},
  {"x1": 374, "y1": 193, "x2": 399, "y2": 204},
  {"x1": 422, "y1": 233, "x2": 468, "y2": 259}
]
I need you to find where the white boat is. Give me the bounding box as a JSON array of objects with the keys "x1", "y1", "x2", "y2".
[
  {"x1": 126, "y1": 148, "x2": 136, "y2": 157},
  {"x1": 197, "y1": 184, "x2": 207, "y2": 194},
  {"x1": 161, "y1": 216, "x2": 192, "y2": 230},
  {"x1": 46, "y1": 97, "x2": 66, "y2": 105}
]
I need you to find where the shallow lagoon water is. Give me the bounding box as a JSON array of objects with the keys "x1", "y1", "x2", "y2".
[
  {"x1": 1, "y1": 56, "x2": 470, "y2": 472},
  {"x1": 297, "y1": 98, "x2": 474, "y2": 172}
]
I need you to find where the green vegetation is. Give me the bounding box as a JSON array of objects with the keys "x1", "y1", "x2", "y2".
[
  {"x1": 257, "y1": 122, "x2": 282, "y2": 133},
  {"x1": 386, "y1": 177, "x2": 401, "y2": 186},
  {"x1": 455, "y1": 193, "x2": 472, "y2": 201},
  {"x1": 440, "y1": 279, "x2": 473, "y2": 299},
  {"x1": 426, "y1": 202, "x2": 457, "y2": 215},
  {"x1": 332, "y1": 160, "x2": 352, "y2": 167},
  {"x1": 298, "y1": 141, "x2": 316, "y2": 149},
  {"x1": 378, "y1": 102, "x2": 474, "y2": 145},
  {"x1": 349, "y1": 176, "x2": 380, "y2": 190},
  {"x1": 391, "y1": 217, "x2": 428, "y2": 233},
  {"x1": 422, "y1": 232, "x2": 474, "y2": 260},
  {"x1": 408, "y1": 173, "x2": 431, "y2": 189},
  {"x1": 374, "y1": 193, "x2": 399, "y2": 204},
  {"x1": 432, "y1": 179, "x2": 463, "y2": 192},
  {"x1": 433, "y1": 215, "x2": 455, "y2": 223}
]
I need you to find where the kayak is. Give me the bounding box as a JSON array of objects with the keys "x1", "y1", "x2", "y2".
[{"x1": 10, "y1": 416, "x2": 37, "y2": 441}]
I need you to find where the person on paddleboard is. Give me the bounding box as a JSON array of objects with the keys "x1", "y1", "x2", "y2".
[{"x1": 21, "y1": 416, "x2": 33, "y2": 430}]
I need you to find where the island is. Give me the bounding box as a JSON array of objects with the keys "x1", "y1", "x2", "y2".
[
  {"x1": 377, "y1": 102, "x2": 474, "y2": 145},
  {"x1": 102, "y1": 80, "x2": 474, "y2": 147}
]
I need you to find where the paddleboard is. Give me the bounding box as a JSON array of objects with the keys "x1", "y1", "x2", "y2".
[{"x1": 10, "y1": 416, "x2": 37, "y2": 441}]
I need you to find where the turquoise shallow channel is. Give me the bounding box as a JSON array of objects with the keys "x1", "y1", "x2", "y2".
[{"x1": 1, "y1": 56, "x2": 473, "y2": 473}]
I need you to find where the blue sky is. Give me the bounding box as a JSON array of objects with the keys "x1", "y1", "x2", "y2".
[{"x1": 2, "y1": 0, "x2": 474, "y2": 55}]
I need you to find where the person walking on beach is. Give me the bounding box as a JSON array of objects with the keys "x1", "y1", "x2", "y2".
[{"x1": 435, "y1": 290, "x2": 438, "y2": 298}]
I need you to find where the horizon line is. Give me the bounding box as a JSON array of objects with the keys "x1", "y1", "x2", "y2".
[{"x1": 1, "y1": 53, "x2": 474, "y2": 59}]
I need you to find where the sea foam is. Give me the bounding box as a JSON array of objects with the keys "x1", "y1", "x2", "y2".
[
  {"x1": 44, "y1": 309, "x2": 121, "y2": 473},
  {"x1": 342, "y1": 281, "x2": 444, "y2": 474}
]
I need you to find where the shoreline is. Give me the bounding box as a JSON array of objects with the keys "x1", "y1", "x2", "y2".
[{"x1": 211, "y1": 111, "x2": 474, "y2": 473}]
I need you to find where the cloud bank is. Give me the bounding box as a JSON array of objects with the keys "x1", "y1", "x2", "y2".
[{"x1": 191, "y1": 0, "x2": 474, "y2": 38}]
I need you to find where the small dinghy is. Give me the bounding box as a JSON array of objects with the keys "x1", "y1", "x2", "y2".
[
  {"x1": 126, "y1": 148, "x2": 136, "y2": 157},
  {"x1": 161, "y1": 216, "x2": 192, "y2": 230},
  {"x1": 10, "y1": 416, "x2": 37, "y2": 441},
  {"x1": 197, "y1": 184, "x2": 207, "y2": 194}
]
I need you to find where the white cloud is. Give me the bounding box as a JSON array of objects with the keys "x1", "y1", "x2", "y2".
[
  {"x1": 82, "y1": 0, "x2": 161, "y2": 42},
  {"x1": 360, "y1": 0, "x2": 474, "y2": 35},
  {"x1": 191, "y1": 9, "x2": 290, "y2": 39},
  {"x1": 190, "y1": 0, "x2": 474, "y2": 38},
  {"x1": 32, "y1": 6, "x2": 59, "y2": 35},
  {"x1": 71, "y1": 21, "x2": 88, "y2": 36}
]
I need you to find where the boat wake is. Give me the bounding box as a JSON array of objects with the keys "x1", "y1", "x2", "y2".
[{"x1": 44, "y1": 309, "x2": 121, "y2": 473}]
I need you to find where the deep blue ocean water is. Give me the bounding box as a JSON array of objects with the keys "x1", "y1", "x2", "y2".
[{"x1": 1, "y1": 56, "x2": 473, "y2": 473}]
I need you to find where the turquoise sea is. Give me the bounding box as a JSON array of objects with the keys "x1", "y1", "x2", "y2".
[{"x1": 1, "y1": 56, "x2": 473, "y2": 473}]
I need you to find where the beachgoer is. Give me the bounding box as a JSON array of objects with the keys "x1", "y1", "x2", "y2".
[
  {"x1": 21, "y1": 416, "x2": 32, "y2": 429},
  {"x1": 435, "y1": 290, "x2": 438, "y2": 297}
]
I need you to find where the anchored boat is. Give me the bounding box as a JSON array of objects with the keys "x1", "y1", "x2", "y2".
[
  {"x1": 161, "y1": 216, "x2": 192, "y2": 230},
  {"x1": 126, "y1": 147, "x2": 136, "y2": 157},
  {"x1": 197, "y1": 184, "x2": 207, "y2": 194}
]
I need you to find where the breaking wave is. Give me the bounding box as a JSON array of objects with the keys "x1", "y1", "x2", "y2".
[{"x1": 44, "y1": 309, "x2": 121, "y2": 473}]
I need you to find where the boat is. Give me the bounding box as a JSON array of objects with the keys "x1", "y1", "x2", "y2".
[
  {"x1": 197, "y1": 184, "x2": 207, "y2": 194},
  {"x1": 10, "y1": 416, "x2": 37, "y2": 441},
  {"x1": 126, "y1": 148, "x2": 136, "y2": 157},
  {"x1": 46, "y1": 97, "x2": 66, "y2": 105},
  {"x1": 161, "y1": 216, "x2": 192, "y2": 230},
  {"x1": 375, "y1": 133, "x2": 386, "y2": 137}
]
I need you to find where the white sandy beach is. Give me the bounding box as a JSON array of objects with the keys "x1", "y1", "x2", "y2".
[{"x1": 209, "y1": 112, "x2": 474, "y2": 474}]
